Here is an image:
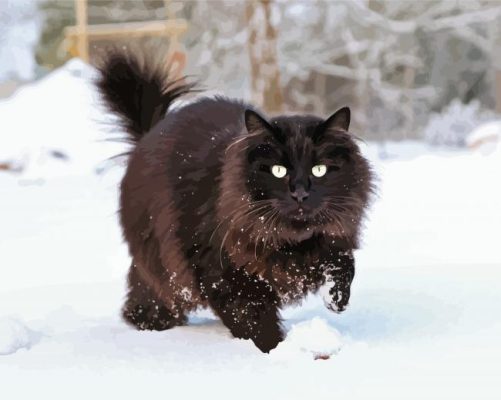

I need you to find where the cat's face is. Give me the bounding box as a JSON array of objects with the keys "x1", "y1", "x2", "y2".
[{"x1": 241, "y1": 108, "x2": 372, "y2": 242}]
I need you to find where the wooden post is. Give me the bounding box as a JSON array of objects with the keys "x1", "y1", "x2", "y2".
[
  {"x1": 163, "y1": 0, "x2": 186, "y2": 79},
  {"x1": 75, "y1": 0, "x2": 89, "y2": 62},
  {"x1": 491, "y1": 15, "x2": 501, "y2": 114},
  {"x1": 246, "y1": 0, "x2": 283, "y2": 113},
  {"x1": 164, "y1": 0, "x2": 176, "y2": 20},
  {"x1": 402, "y1": 65, "x2": 416, "y2": 140},
  {"x1": 496, "y1": 71, "x2": 501, "y2": 114}
]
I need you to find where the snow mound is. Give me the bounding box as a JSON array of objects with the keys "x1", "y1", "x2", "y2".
[
  {"x1": 0, "y1": 58, "x2": 128, "y2": 179},
  {"x1": 272, "y1": 317, "x2": 343, "y2": 360},
  {"x1": 466, "y1": 121, "x2": 501, "y2": 155},
  {"x1": 424, "y1": 99, "x2": 495, "y2": 147},
  {"x1": 0, "y1": 317, "x2": 39, "y2": 356}
]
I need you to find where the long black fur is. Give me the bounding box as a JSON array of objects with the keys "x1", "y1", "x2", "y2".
[
  {"x1": 97, "y1": 51, "x2": 194, "y2": 142},
  {"x1": 98, "y1": 50, "x2": 374, "y2": 353}
]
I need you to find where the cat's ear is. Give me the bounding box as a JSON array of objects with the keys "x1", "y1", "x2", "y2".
[
  {"x1": 244, "y1": 110, "x2": 273, "y2": 135},
  {"x1": 324, "y1": 107, "x2": 351, "y2": 132},
  {"x1": 245, "y1": 110, "x2": 286, "y2": 142},
  {"x1": 313, "y1": 107, "x2": 351, "y2": 143}
]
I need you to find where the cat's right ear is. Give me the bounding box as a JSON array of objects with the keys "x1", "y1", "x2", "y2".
[
  {"x1": 244, "y1": 110, "x2": 274, "y2": 135},
  {"x1": 245, "y1": 110, "x2": 285, "y2": 142}
]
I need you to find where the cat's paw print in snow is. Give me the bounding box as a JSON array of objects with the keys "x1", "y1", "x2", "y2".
[
  {"x1": 271, "y1": 317, "x2": 342, "y2": 361},
  {"x1": 0, "y1": 317, "x2": 40, "y2": 356}
]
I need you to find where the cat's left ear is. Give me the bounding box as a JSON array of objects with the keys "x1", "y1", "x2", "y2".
[{"x1": 314, "y1": 107, "x2": 351, "y2": 142}]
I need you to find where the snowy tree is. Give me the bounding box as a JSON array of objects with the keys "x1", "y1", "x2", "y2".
[
  {"x1": 0, "y1": 0, "x2": 40, "y2": 82},
  {"x1": 275, "y1": 0, "x2": 501, "y2": 140}
]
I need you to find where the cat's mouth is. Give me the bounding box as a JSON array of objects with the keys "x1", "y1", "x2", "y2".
[
  {"x1": 291, "y1": 207, "x2": 309, "y2": 220},
  {"x1": 287, "y1": 206, "x2": 316, "y2": 222},
  {"x1": 275, "y1": 202, "x2": 324, "y2": 229}
]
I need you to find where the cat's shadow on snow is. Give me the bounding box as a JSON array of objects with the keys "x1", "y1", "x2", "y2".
[
  {"x1": 70, "y1": 285, "x2": 457, "y2": 359},
  {"x1": 16, "y1": 270, "x2": 461, "y2": 358}
]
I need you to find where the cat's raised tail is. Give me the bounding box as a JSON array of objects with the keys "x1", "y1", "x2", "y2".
[{"x1": 97, "y1": 50, "x2": 195, "y2": 142}]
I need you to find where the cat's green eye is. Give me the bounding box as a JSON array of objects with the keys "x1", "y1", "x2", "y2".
[
  {"x1": 312, "y1": 164, "x2": 327, "y2": 177},
  {"x1": 271, "y1": 165, "x2": 287, "y2": 178}
]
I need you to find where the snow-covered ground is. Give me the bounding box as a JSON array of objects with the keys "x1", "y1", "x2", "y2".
[{"x1": 1, "y1": 61, "x2": 500, "y2": 399}]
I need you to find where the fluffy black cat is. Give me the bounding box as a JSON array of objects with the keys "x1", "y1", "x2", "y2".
[{"x1": 98, "y1": 51, "x2": 374, "y2": 353}]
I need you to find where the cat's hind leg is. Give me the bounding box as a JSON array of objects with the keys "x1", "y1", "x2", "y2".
[{"x1": 122, "y1": 264, "x2": 188, "y2": 331}]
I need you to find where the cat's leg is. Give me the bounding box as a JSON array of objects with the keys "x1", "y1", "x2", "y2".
[
  {"x1": 202, "y1": 266, "x2": 284, "y2": 353},
  {"x1": 321, "y1": 250, "x2": 355, "y2": 313},
  {"x1": 122, "y1": 264, "x2": 188, "y2": 330}
]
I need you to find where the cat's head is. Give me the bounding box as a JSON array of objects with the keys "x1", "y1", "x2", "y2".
[{"x1": 220, "y1": 107, "x2": 373, "y2": 247}]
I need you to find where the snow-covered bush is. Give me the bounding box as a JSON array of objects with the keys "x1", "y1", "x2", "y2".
[{"x1": 423, "y1": 99, "x2": 495, "y2": 147}]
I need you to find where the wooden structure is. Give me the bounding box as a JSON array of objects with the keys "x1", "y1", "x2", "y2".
[
  {"x1": 64, "y1": 0, "x2": 187, "y2": 77},
  {"x1": 246, "y1": 0, "x2": 283, "y2": 113}
]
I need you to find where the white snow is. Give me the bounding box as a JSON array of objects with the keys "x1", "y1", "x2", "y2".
[
  {"x1": 1, "y1": 60, "x2": 501, "y2": 399},
  {"x1": 466, "y1": 121, "x2": 501, "y2": 155},
  {"x1": 0, "y1": 317, "x2": 39, "y2": 355},
  {"x1": 271, "y1": 317, "x2": 343, "y2": 360},
  {"x1": 0, "y1": 58, "x2": 127, "y2": 179},
  {"x1": 423, "y1": 99, "x2": 495, "y2": 147}
]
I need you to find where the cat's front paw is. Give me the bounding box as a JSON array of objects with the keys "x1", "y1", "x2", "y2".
[
  {"x1": 321, "y1": 280, "x2": 351, "y2": 314},
  {"x1": 326, "y1": 287, "x2": 350, "y2": 313},
  {"x1": 228, "y1": 318, "x2": 284, "y2": 353},
  {"x1": 252, "y1": 326, "x2": 284, "y2": 353}
]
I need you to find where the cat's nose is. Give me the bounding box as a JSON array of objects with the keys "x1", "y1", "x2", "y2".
[{"x1": 290, "y1": 187, "x2": 309, "y2": 203}]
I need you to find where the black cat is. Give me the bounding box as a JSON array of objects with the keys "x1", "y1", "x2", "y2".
[{"x1": 98, "y1": 51, "x2": 374, "y2": 353}]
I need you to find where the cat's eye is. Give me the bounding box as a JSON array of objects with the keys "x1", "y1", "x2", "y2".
[
  {"x1": 312, "y1": 164, "x2": 327, "y2": 177},
  {"x1": 271, "y1": 165, "x2": 287, "y2": 178}
]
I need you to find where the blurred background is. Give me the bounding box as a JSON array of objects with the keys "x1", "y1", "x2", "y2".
[{"x1": 2, "y1": 0, "x2": 501, "y2": 147}]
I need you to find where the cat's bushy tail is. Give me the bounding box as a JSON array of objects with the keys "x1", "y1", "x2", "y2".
[{"x1": 97, "y1": 50, "x2": 195, "y2": 142}]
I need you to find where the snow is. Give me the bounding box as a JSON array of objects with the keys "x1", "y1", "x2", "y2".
[
  {"x1": 423, "y1": 99, "x2": 496, "y2": 147},
  {"x1": 0, "y1": 317, "x2": 39, "y2": 355},
  {"x1": 1, "y1": 60, "x2": 501, "y2": 399},
  {"x1": 466, "y1": 121, "x2": 501, "y2": 155},
  {"x1": 0, "y1": 58, "x2": 126, "y2": 178},
  {"x1": 271, "y1": 317, "x2": 343, "y2": 360}
]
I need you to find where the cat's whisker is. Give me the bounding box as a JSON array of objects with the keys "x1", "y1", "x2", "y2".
[
  {"x1": 217, "y1": 203, "x2": 273, "y2": 267},
  {"x1": 325, "y1": 199, "x2": 356, "y2": 206},
  {"x1": 210, "y1": 202, "x2": 271, "y2": 243},
  {"x1": 323, "y1": 209, "x2": 345, "y2": 234},
  {"x1": 225, "y1": 130, "x2": 265, "y2": 154},
  {"x1": 263, "y1": 210, "x2": 279, "y2": 248},
  {"x1": 326, "y1": 196, "x2": 365, "y2": 206},
  {"x1": 253, "y1": 208, "x2": 276, "y2": 260},
  {"x1": 219, "y1": 229, "x2": 231, "y2": 269},
  {"x1": 260, "y1": 209, "x2": 279, "y2": 254},
  {"x1": 326, "y1": 194, "x2": 360, "y2": 200},
  {"x1": 325, "y1": 198, "x2": 364, "y2": 209},
  {"x1": 322, "y1": 205, "x2": 354, "y2": 219},
  {"x1": 265, "y1": 210, "x2": 281, "y2": 250},
  {"x1": 224, "y1": 136, "x2": 249, "y2": 154},
  {"x1": 318, "y1": 210, "x2": 328, "y2": 226}
]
